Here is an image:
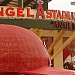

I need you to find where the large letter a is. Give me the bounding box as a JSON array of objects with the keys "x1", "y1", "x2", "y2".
[{"x1": 36, "y1": 2, "x2": 45, "y2": 19}]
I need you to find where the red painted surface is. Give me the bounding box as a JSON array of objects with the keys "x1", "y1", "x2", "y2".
[
  {"x1": 63, "y1": 37, "x2": 70, "y2": 62},
  {"x1": 63, "y1": 37, "x2": 75, "y2": 70},
  {"x1": 63, "y1": 48, "x2": 70, "y2": 61},
  {"x1": 0, "y1": 24, "x2": 49, "y2": 73}
]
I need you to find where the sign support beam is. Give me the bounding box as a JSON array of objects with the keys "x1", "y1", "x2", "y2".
[
  {"x1": 48, "y1": 30, "x2": 66, "y2": 54},
  {"x1": 50, "y1": 32, "x2": 75, "y2": 60}
]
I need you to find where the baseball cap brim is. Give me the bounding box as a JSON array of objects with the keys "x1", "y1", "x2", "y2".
[{"x1": 19, "y1": 66, "x2": 75, "y2": 75}]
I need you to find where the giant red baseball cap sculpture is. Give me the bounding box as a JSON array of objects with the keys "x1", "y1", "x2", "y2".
[{"x1": 0, "y1": 24, "x2": 74, "y2": 75}]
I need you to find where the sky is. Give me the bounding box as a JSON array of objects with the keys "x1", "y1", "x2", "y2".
[{"x1": 48, "y1": 0, "x2": 75, "y2": 12}]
